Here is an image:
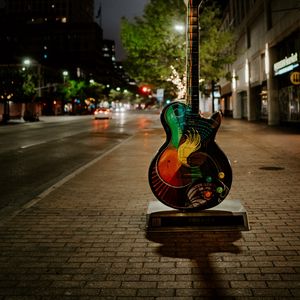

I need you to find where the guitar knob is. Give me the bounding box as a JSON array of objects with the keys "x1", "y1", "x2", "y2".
[
  {"x1": 216, "y1": 186, "x2": 224, "y2": 194},
  {"x1": 218, "y1": 172, "x2": 225, "y2": 179},
  {"x1": 203, "y1": 190, "x2": 213, "y2": 199},
  {"x1": 206, "y1": 176, "x2": 212, "y2": 183}
]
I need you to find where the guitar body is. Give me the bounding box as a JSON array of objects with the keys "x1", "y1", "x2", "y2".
[{"x1": 148, "y1": 101, "x2": 232, "y2": 210}]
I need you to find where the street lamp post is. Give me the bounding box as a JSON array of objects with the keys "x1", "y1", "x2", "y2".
[
  {"x1": 22, "y1": 58, "x2": 41, "y2": 121},
  {"x1": 23, "y1": 58, "x2": 42, "y2": 97},
  {"x1": 62, "y1": 70, "x2": 68, "y2": 83},
  {"x1": 0, "y1": 59, "x2": 42, "y2": 123}
]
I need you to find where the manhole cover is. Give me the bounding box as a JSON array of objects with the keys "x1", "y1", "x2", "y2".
[{"x1": 259, "y1": 166, "x2": 285, "y2": 171}]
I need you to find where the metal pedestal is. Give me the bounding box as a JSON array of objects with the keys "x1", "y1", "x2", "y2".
[{"x1": 146, "y1": 199, "x2": 250, "y2": 232}]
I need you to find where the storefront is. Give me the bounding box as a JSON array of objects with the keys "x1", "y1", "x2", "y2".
[
  {"x1": 259, "y1": 84, "x2": 268, "y2": 121},
  {"x1": 274, "y1": 55, "x2": 300, "y2": 123},
  {"x1": 220, "y1": 82, "x2": 233, "y2": 117},
  {"x1": 273, "y1": 31, "x2": 300, "y2": 124},
  {"x1": 279, "y1": 87, "x2": 299, "y2": 121}
]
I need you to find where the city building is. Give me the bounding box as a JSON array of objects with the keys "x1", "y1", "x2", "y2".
[
  {"x1": 0, "y1": 0, "x2": 127, "y2": 118},
  {"x1": 219, "y1": 0, "x2": 300, "y2": 125},
  {"x1": 0, "y1": 0, "x2": 105, "y2": 81},
  {"x1": 102, "y1": 39, "x2": 137, "y2": 89}
]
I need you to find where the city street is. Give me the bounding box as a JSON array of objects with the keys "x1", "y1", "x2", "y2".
[
  {"x1": 0, "y1": 113, "x2": 299, "y2": 298},
  {"x1": 0, "y1": 112, "x2": 158, "y2": 219}
]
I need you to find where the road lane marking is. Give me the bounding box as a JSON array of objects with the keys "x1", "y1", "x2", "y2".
[
  {"x1": 22, "y1": 135, "x2": 134, "y2": 209},
  {"x1": 0, "y1": 134, "x2": 134, "y2": 226},
  {"x1": 20, "y1": 141, "x2": 47, "y2": 149}
]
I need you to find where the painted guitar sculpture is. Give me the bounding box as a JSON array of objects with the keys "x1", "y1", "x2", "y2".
[{"x1": 148, "y1": 0, "x2": 232, "y2": 210}]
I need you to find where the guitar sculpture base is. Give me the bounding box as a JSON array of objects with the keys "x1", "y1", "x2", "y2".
[{"x1": 146, "y1": 199, "x2": 250, "y2": 232}]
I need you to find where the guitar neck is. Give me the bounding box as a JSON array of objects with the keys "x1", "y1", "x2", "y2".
[{"x1": 186, "y1": 0, "x2": 200, "y2": 114}]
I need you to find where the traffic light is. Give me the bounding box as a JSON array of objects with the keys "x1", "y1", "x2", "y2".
[
  {"x1": 139, "y1": 85, "x2": 151, "y2": 95},
  {"x1": 141, "y1": 86, "x2": 148, "y2": 93}
]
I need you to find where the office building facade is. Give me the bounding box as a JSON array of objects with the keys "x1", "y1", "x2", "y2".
[
  {"x1": 0, "y1": 0, "x2": 105, "y2": 82},
  {"x1": 220, "y1": 0, "x2": 300, "y2": 125}
]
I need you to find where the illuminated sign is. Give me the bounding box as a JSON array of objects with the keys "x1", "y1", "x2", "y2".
[
  {"x1": 274, "y1": 53, "x2": 299, "y2": 75},
  {"x1": 290, "y1": 72, "x2": 300, "y2": 85}
]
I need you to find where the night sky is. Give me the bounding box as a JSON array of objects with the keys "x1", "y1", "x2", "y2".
[{"x1": 99, "y1": 0, "x2": 150, "y2": 60}]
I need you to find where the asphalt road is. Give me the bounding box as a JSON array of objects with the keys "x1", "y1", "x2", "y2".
[{"x1": 0, "y1": 111, "x2": 159, "y2": 217}]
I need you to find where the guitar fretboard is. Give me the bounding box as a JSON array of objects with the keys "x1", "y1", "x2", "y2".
[{"x1": 186, "y1": 0, "x2": 200, "y2": 114}]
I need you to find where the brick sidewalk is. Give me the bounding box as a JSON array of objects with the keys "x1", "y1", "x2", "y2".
[{"x1": 0, "y1": 117, "x2": 299, "y2": 299}]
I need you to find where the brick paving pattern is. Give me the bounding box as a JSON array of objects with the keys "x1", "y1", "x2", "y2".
[{"x1": 0, "y1": 117, "x2": 299, "y2": 299}]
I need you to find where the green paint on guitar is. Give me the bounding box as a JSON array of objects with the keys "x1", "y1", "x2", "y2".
[{"x1": 164, "y1": 103, "x2": 185, "y2": 148}]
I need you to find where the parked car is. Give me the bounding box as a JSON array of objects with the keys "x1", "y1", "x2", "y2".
[{"x1": 94, "y1": 108, "x2": 112, "y2": 119}]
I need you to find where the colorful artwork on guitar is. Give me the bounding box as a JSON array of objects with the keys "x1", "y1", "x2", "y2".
[{"x1": 148, "y1": 0, "x2": 232, "y2": 210}]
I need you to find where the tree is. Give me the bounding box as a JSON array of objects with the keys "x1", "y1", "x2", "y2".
[
  {"x1": 65, "y1": 80, "x2": 86, "y2": 101},
  {"x1": 0, "y1": 67, "x2": 36, "y2": 123},
  {"x1": 85, "y1": 81, "x2": 105, "y2": 108},
  {"x1": 85, "y1": 82, "x2": 105, "y2": 100},
  {"x1": 22, "y1": 72, "x2": 37, "y2": 101},
  {"x1": 109, "y1": 89, "x2": 124, "y2": 102},
  {"x1": 121, "y1": 0, "x2": 186, "y2": 92},
  {"x1": 121, "y1": 0, "x2": 235, "y2": 101},
  {"x1": 199, "y1": 3, "x2": 236, "y2": 111},
  {"x1": 56, "y1": 80, "x2": 87, "y2": 114}
]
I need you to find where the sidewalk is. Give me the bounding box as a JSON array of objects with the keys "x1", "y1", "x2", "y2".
[{"x1": 0, "y1": 117, "x2": 299, "y2": 299}]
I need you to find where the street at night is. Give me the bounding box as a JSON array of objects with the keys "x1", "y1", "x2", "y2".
[
  {"x1": 0, "y1": 112, "x2": 157, "y2": 220},
  {"x1": 0, "y1": 0, "x2": 300, "y2": 298}
]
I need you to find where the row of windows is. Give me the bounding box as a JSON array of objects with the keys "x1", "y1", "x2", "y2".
[
  {"x1": 4, "y1": 0, "x2": 94, "y2": 22},
  {"x1": 229, "y1": 0, "x2": 300, "y2": 34},
  {"x1": 240, "y1": 0, "x2": 300, "y2": 51},
  {"x1": 7, "y1": 0, "x2": 69, "y2": 13},
  {"x1": 0, "y1": 33, "x2": 102, "y2": 51},
  {"x1": 28, "y1": 17, "x2": 68, "y2": 24},
  {"x1": 226, "y1": 0, "x2": 273, "y2": 51},
  {"x1": 229, "y1": 0, "x2": 257, "y2": 26}
]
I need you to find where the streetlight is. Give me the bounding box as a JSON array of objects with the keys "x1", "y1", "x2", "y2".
[
  {"x1": 23, "y1": 58, "x2": 42, "y2": 97},
  {"x1": 23, "y1": 59, "x2": 31, "y2": 66},
  {"x1": 22, "y1": 58, "x2": 31, "y2": 71},
  {"x1": 62, "y1": 70, "x2": 68, "y2": 83},
  {"x1": 174, "y1": 24, "x2": 185, "y2": 33}
]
